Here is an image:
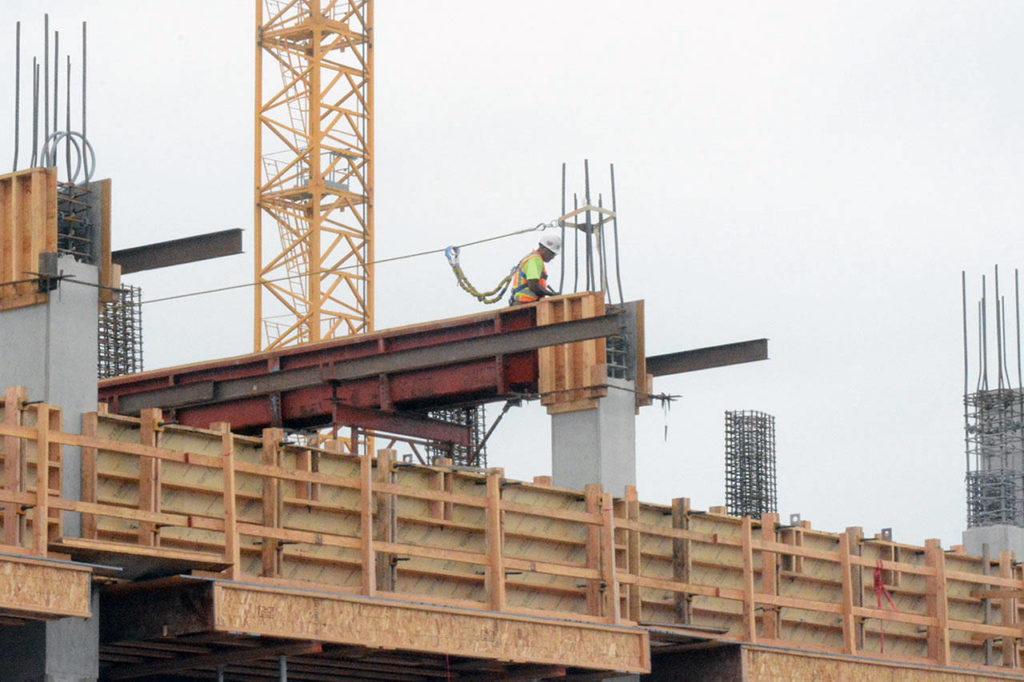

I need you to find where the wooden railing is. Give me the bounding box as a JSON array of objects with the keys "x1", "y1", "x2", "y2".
[{"x1": 0, "y1": 386, "x2": 1021, "y2": 672}]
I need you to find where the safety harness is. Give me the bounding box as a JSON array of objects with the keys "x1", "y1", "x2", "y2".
[{"x1": 444, "y1": 246, "x2": 516, "y2": 305}]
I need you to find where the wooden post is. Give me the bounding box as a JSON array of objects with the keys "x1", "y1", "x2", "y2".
[
  {"x1": 740, "y1": 516, "x2": 757, "y2": 642},
  {"x1": 2, "y1": 387, "x2": 27, "y2": 547},
  {"x1": 846, "y1": 527, "x2": 865, "y2": 650},
  {"x1": 584, "y1": 484, "x2": 603, "y2": 616},
  {"x1": 1000, "y1": 551, "x2": 1017, "y2": 668},
  {"x1": 759, "y1": 513, "x2": 779, "y2": 640},
  {"x1": 924, "y1": 539, "x2": 950, "y2": 665},
  {"x1": 80, "y1": 411, "x2": 98, "y2": 539},
  {"x1": 260, "y1": 428, "x2": 283, "y2": 577},
  {"x1": 45, "y1": 405, "x2": 61, "y2": 543},
  {"x1": 839, "y1": 533, "x2": 857, "y2": 654},
  {"x1": 671, "y1": 497, "x2": 692, "y2": 624},
  {"x1": 32, "y1": 404, "x2": 50, "y2": 556},
  {"x1": 359, "y1": 450, "x2": 375, "y2": 596},
  {"x1": 216, "y1": 424, "x2": 239, "y2": 579},
  {"x1": 374, "y1": 449, "x2": 395, "y2": 592},
  {"x1": 600, "y1": 491, "x2": 620, "y2": 624},
  {"x1": 625, "y1": 486, "x2": 641, "y2": 623},
  {"x1": 137, "y1": 408, "x2": 162, "y2": 546},
  {"x1": 485, "y1": 472, "x2": 506, "y2": 611}
]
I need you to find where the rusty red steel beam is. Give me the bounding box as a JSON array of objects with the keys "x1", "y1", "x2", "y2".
[{"x1": 98, "y1": 301, "x2": 626, "y2": 443}]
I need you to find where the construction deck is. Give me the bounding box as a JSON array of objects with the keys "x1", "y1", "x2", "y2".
[{"x1": 0, "y1": 390, "x2": 1022, "y2": 678}]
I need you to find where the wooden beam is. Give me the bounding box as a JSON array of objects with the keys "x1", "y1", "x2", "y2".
[
  {"x1": 599, "y1": 491, "x2": 620, "y2": 624},
  {"x1": 0, "y1": 553, "x2": 91, "y2": 619},
  {"x1": 759, "y1": 513, "x2": 779, "y2": 640},
  {"x1": 671, "y1": 497, "x2": 691, "y2": 625},
  {"x1": 261, "y1": 428, "x2": 283, "y2": 578},
  {"x1": 360, "y1": 449, "x2": 375, "y2": 596},
  {"x1": 625, "y1": 486, "x2": 641, "y2": 623},
  {"x1": 485, "y1": 472, "x2": 506, "y2": 611},
  {"x1": 137, "y1": 409, "x2": 161, "y2": 547},
  {"x1": 740, "y1": 516, "x2": 757, "y2": 642},
  {"x1": 210, "y1": 581, "x2": 650, "y2": 673},
  {"x1": 838, "y1": 533, "x2": 857, "y2": 654},
  {"x1": 2, "y1": 387, "x2": 26, "y2": 547}
]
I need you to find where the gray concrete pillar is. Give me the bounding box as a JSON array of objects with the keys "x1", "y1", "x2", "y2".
[
  {"x1": 551, "y1": 377, "x2": 637, "y2": 497},
  {"x1": 963, "y1": 525, "x2": 1024, "y2": 559},
  {"x1": 0, "y1": 256, "x2": 99, "y2": 538},
  {"x1": 0, "y1": 587, "x2": 100, "y2": 682}
]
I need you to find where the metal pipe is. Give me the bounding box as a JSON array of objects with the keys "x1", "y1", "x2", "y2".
[
  {"x1": 610, "y1": 162, "x2": 624, "y2": 304},
  {"x1": 13, "y1": 22, "x2": 20, "y2": 172},
  {"x1": 279, "y1": 655, "x2": 287, "y2": 681}
]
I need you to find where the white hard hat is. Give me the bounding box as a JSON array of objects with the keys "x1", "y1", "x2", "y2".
[{"x1": 539, "y1": 233, "x2": 562, "y2": 255}]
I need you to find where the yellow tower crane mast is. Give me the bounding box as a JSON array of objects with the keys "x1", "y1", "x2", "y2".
[{"x1": 254, "y1": 0, "x2": 373, "y2": 351}]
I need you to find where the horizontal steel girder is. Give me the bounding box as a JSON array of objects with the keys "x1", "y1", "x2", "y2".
[
  {"x1": 646, "y1": 339, "x2": 768, "y2": 376},
  {"x1": 112, "y1": 229, "x2": 243, "y2": 274},
  {"x1": 100, "y1": 302, "x2": 627, "y2": 440}
]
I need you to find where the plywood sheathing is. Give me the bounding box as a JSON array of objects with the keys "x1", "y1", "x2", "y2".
[{"x1": 0, "y1": 395, "x2": 1022, "y2": 673}]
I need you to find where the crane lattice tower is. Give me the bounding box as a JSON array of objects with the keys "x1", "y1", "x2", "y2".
[{"x1": 255, "y1": 0, "x2": 373, "y2": 350}]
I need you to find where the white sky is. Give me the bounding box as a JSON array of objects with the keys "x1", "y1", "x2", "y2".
[{"x1": 2, "y1": 1, "x2": 1022, "y2": 549}]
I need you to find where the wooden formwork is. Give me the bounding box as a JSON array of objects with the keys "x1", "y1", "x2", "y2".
[
  {"x1": 0, "y1": 168, "x2": 117, "y2": 309},
  {"x1": 0, "y1": 389, "x2": 1022, "y2": 675}
]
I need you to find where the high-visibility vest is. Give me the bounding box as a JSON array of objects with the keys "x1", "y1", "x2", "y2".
[{"x1": 510, "y1": 250, "x2": 547, "y2": 304}]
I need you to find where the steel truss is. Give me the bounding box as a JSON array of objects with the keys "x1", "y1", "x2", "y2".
[{"x1": 255, "y1": 0, "x2": 373, "y2": 350}]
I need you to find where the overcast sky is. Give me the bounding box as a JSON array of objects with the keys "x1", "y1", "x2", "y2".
[{"x1": 2, "y1": 1, "x2": 1022, "y2": 549}]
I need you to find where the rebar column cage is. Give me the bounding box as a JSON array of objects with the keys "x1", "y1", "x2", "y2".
[
  {"x1": 963, "y1": 268, "x2": 1024, "y2": 528},
  {"x1": 724, "y1": 410, "x2": 778, "y2": 519},
  {"x1": 425, "y1": 406, "x2": 487, "y2": 468},
  {"x1": 254, "y1": 0, "x2": 373, "y2": 351},
  {"x1": 57, "y1": 181, "x2": 97, "y2": 263},
  {"x1": 97, "y1": 284, "x2": 143, "y2": 379}
]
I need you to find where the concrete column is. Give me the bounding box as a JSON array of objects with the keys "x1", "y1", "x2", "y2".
[
  {"x1": 0, "y1": 256, "x2": 100, "y2": 680},
  {"x1": 0, "y1": 256, "x2": 98, "y2": 538},
  {"x1": 0, "y1": 587, "x2": 100, "y2": 682},
  {"x1": 962, "y1": 525, "x2": 1024, "y2": 559},
  {"x1": 551, "y1": 377, "x2": 636, "y2": 497},
  {"x1": 551, "y1": 377, "x2": 638, "y2": 682}
]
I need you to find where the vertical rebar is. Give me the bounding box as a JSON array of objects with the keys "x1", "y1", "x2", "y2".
[
  {"x1": 53, "y1": 30, "x2": 58, "y2": 135},
  {"x1": 82, "y1": 22, "x2": 87, "y2": 141},
  {"x1": 572, "y1": 192, "x2": 579, "y2": 293},
  {"x1": 996, "y1": 266, "x2": 1005, "y2": 389},
  {"x1": 31, "y1": 59, "x2": 38, "y2": 167},
  {"x1": 583, "y1": 159, "x2": 593, "y2": 290},
  {"x1": 597, "y1": 193, "x2": 610, "y2": 301},
  {"x1": 559, "y1": 162, "x2": 566, "y2": 294},
  {"x1": 65, "y1": 56, "x2": 71, "y2": 180},
  {"x1": 13, "y1": 22, "x2": 20, "y2": 172},
  {"x1": 43, "y1": 15, "x2": 49, "y2": 144},
  {"x1": 963, "y1": 272, "x2": 970, "y2": 474},
  {"x1": 610, "y1": 163, "x2": 624, "y2": 304},
  {"x1": 982, "y1": 275, "x2": 989, "y2": 391}
]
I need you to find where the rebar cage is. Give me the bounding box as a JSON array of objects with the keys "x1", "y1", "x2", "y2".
[{"x1": 725, "y1": 410, "x2": 778, "y2": 519}]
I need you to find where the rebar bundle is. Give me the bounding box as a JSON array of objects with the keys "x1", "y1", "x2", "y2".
[
  {"x1": 724, "y1": 410, "x2": 777, "y2": 519},
  {"x1": 426, "y1": 406, "x2": 487, "y2": 468},
  {"x1": 97, "y1": 285, "x2": 142, "y2": 379}
]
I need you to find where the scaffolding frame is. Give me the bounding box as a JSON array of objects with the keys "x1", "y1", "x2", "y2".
[{"x1": 724, "y1": 410, "x2": 777, "y2": 519}]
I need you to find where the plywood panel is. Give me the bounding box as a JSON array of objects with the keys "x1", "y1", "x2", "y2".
[{"x1": 743, "y1": 646, "x2": 1016, "y2": 681}]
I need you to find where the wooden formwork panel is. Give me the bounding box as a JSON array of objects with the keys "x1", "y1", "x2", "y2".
[
  {"x1": 0, "y1": 168, "x2": 56, "y2": 309},
  {"x1": 537, "y1": 292, "x2": 608, "y2": 413}
]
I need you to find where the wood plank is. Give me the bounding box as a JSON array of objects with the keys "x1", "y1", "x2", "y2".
[
  {"x1": 625, "y1": 486, "x2": 641, "y2": 623},
  {"x1": 31, "y1": 405, "x2": 51, "y2": 554},
  {"x1": 80, "y1": 411, "x2": 99, "y2": 539},
  {"x1": 1000, "y1": 551, "x2": 1017, "y2": 667},
  {"x1": 839, "y1": 532, "x2": 857, "y2": 654},
  {"x1": 137, "y1": 409, "x2": 161, "y2": 546},
  {"x1": 485, "y1": 472, "x2": 505, "y2": 611},
  {"x1": 0, "y1": 552, "x2": 91, "y2": 619},
  {"x1": 599, "y1": 491, "x2": 620, "y2": 623},
  {"x1": 219, "y1": 426, "x2": 239, "y2": 579},
  {"x1": 740, "y1": 516, "x2": 757, "y2": 642},
  {"x1": 2, "y1": 387, "x2": 26, "y2": 547},
  {"x1": 584, "y1": 484, "x2": 602, "y2": 617},
  {"x1": 924, "y1": 539, "x2": 950, "y2": 665},
  {"x1": 671, "y1": 497, "x2": 692, "y2": 624},
  {"x1": 360, "y1": 449, "x2": 375, "y2": 596},
  {"x1": 375, "y1": 450, "x2": 395, "y2": 591},
  {"x1": 260, "y1": 428, "x2": 282, "y2": 577},
  {"x1": 759, "y1": 512, "x2": 779, "y2": 639}
]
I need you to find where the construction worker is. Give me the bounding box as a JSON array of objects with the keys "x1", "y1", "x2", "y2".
[{"x1": 509, "y1": 234, "x2": 561, "y2": 305}]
